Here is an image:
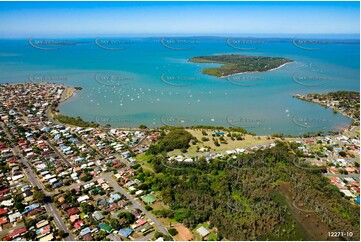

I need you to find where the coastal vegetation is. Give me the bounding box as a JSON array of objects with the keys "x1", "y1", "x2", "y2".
[
  {"x1": 138, "y1": 142, "x2": 359, "y2": 240},
  {"x1": 147, "y1": 128, "x2": 195, "y2": 154},
  {"x1": 295, "y1": 91, "x2": 360, "y2": 126},
  {"x1": 189, "y1": 54, "x2": 292, "y2": 77},
  {"x1": 54, "y1": 115, "x2": 99, "y2": 128}
]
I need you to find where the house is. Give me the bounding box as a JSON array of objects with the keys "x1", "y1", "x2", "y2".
[
  {"x1": 67, "y1": 207, "x2": 80, "y2": 216},
  {"x1": 22, "y1": 203, "x2": 40, "y2": 214},
  {"x1": 107, "y1": 203, "x2": 117, "y2": 211},
  {"x1": 82, "y1": 233, "x2": 93, "y2": 241},
  {"x1": 106, "y1": 233, "x2": 122, "y2": 241},
  {"x1": 36, "y1": 220, "x2": 49, "y2": 229},
  {"x1": 92, "y1": 211, "x2": 104, "y2": 221},
  {"x1": 141, "y1": 194, "x2": 156, "y2": 204},
  {"x1": 74, "y1": 220, "x2": 85, "y2": 230},
  {"x1": 196, "y1": 226, "x2": 210, "y2": 238},
  {"x1": 70, "y1": 214, "x2": 79, "y2": 223},
  {"x1": 0, "y1": 208, "x2": 8, "y2": 216},
  {"x1": 79, "y1": 227, "x2": 91, "y2": 237},
  {"x1": 0, "y1": 216, "x2": 8, "y2": 226},
  {"x1": 8, "y1": 212, "x2": 21, "y2": 223},
  {"x1": 77, "y1": 195, "x2": 89, "y2": 203},
  {"x1": 9, "y1": 227, "x2": 27, "y2": 238},
  {"x1": 132, "y1": 218, "x2": 147, "y2": 229},
  {"x1": 340, "y1": 189, "x2": 356, "y2": 198},
  {"x1": 99, "y1": 223, "x2": 113, "y2": 233},
  {"x1": 61, "y1": 203, "x2": 70, "y2": 210},
  {"x1": 118, "y1": 228, "x2": 133, "y2": 238},
  {"x1": 39, "y1": 233, "x2": 54, "y2": 241},
  {"x1": 35, "y1": 225, "x2": 51, "y2": 238},
  {"x1": 110, "y1": 193, "x2": 121, "y2": 201}
]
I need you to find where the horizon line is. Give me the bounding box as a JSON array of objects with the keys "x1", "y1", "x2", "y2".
[{"x1": 1, "y1": 33, "x2": 360, "y2": 40}]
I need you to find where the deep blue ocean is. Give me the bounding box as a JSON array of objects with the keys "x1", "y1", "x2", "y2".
[{"x1": 0, "y1": 37, "x2": 359, "y2": 135}]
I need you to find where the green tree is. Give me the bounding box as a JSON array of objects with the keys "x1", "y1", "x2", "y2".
[
  {"x1": 110, "y1": 218, "x2": 121, "y2": 230},
  {"x1": 168, "y1": 228, "x2": 178, "y2": 236},
  {"x1": 33, "y1": 190, "x2": 46, "y2": 203}
]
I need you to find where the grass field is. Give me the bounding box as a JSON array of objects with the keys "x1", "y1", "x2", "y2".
[{"x1": 167, "y1": 129, "x2": 296, "y2": 156}]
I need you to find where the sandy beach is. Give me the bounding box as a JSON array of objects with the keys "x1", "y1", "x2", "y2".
[
  {"x1": 61, "y1": 86, "x2": 76, "y2": 102},
  {"x1": 220, "y1": 61, "x2": 293, "y2": 78}
]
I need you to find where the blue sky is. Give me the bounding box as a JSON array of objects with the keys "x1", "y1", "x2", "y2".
[{"x1": 0, "y1": 1, "x2": 359, "y2": 38}]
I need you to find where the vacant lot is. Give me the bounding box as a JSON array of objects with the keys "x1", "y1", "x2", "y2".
[{"x1": 173, "y1": 223, "x2": 194, "y2": 241}]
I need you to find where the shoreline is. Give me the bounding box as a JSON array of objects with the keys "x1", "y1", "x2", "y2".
[
  {"x1": 293, "y1": 94, "x2": 358, "y2": 134},
  {"x1": 220, "y1": 61, "x2": 293, "y2": 78},
  {"x1": 60, "y1": 86, "x2": 76, "y2": 102},
  {"x1": 51, "y1": 83, "x2": 356, "y2": 137}
]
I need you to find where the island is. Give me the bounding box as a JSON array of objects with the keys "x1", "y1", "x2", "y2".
[{"x1": 189, "y1": 54, "x2": 293, "y2": 77}]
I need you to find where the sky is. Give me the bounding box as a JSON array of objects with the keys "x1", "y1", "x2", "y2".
[{"x1": 0, "y1": 1, "x2": 359, "y2": 38}]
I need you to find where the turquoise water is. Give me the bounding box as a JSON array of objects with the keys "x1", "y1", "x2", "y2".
[{"x1": 0, "y1": 37, "x2": 359, "y2": 135}]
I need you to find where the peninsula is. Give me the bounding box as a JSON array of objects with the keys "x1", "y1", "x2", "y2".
[{"x1": 189, "y1": 54, "x2": 293, "y2": 77}]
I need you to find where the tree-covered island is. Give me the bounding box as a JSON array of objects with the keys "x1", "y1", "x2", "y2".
[{"x1": 189, "y1": 54, "x2": 293, "y2": 77}]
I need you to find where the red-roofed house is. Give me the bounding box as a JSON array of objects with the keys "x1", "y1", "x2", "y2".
[
  {"x1": 0, "y1": 216, "x2": 8, "y2": 226},
  {"x1": 330, "y1": 177, "x2": 339, "y2": 183},
  {"x1": 345, "y1": 167, "x2": 356, "y2": 173},
  {"x1": 9, "y1": 227, "x2": 27, "y2": 238},
  {"x1": 74, "y1": 220, "x2": 84, "y2": 230},
  {"x1": 349, "y1": 181, "x2": 359, "y2": 187},
  {"x1": 134, "y1": 218, "x2": 147, "y2": 228},
  {"x1": 0, "y1": 188, "x2": 10, "y2": 196},
  {"x1": 328, "y1": 167, "x2": 339, "y2": 174},
  {"x1": 0, "y1": 208, "x2": 8, "y2": 216},
  {"x1": 67, "y1": 207, "x2": 80, "y2": 216},
  {"x1": 70, "y1": 214, "x2": 79, "y2": 223}
]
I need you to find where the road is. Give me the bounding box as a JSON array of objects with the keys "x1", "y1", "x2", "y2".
[
  {"x1": 48, "y1": 170, "x2": 171, "y2": 238},
  {"x1": 102, "y1": 173, "x2": 171, "y2": 237},
  {"x1": 45, "y1": 139, "x2": 73, "y2": 168},
  {"x1": 0, "y1": 123, "x2": 74, "y2": 241},
  {"x1": 78, "y1": 135, "x2": 106, "y2": 159}
]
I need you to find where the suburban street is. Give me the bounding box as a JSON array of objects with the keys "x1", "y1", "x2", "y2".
[
  {"x1": 102, "y1": 173, "x2": 171, "y2": 237},
  {"x1": 45, "y1": 139, "x2": 73, "y2": 167},
  {"x1": 0, "y1": 123, "x2": 74, "y2": 241}
]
